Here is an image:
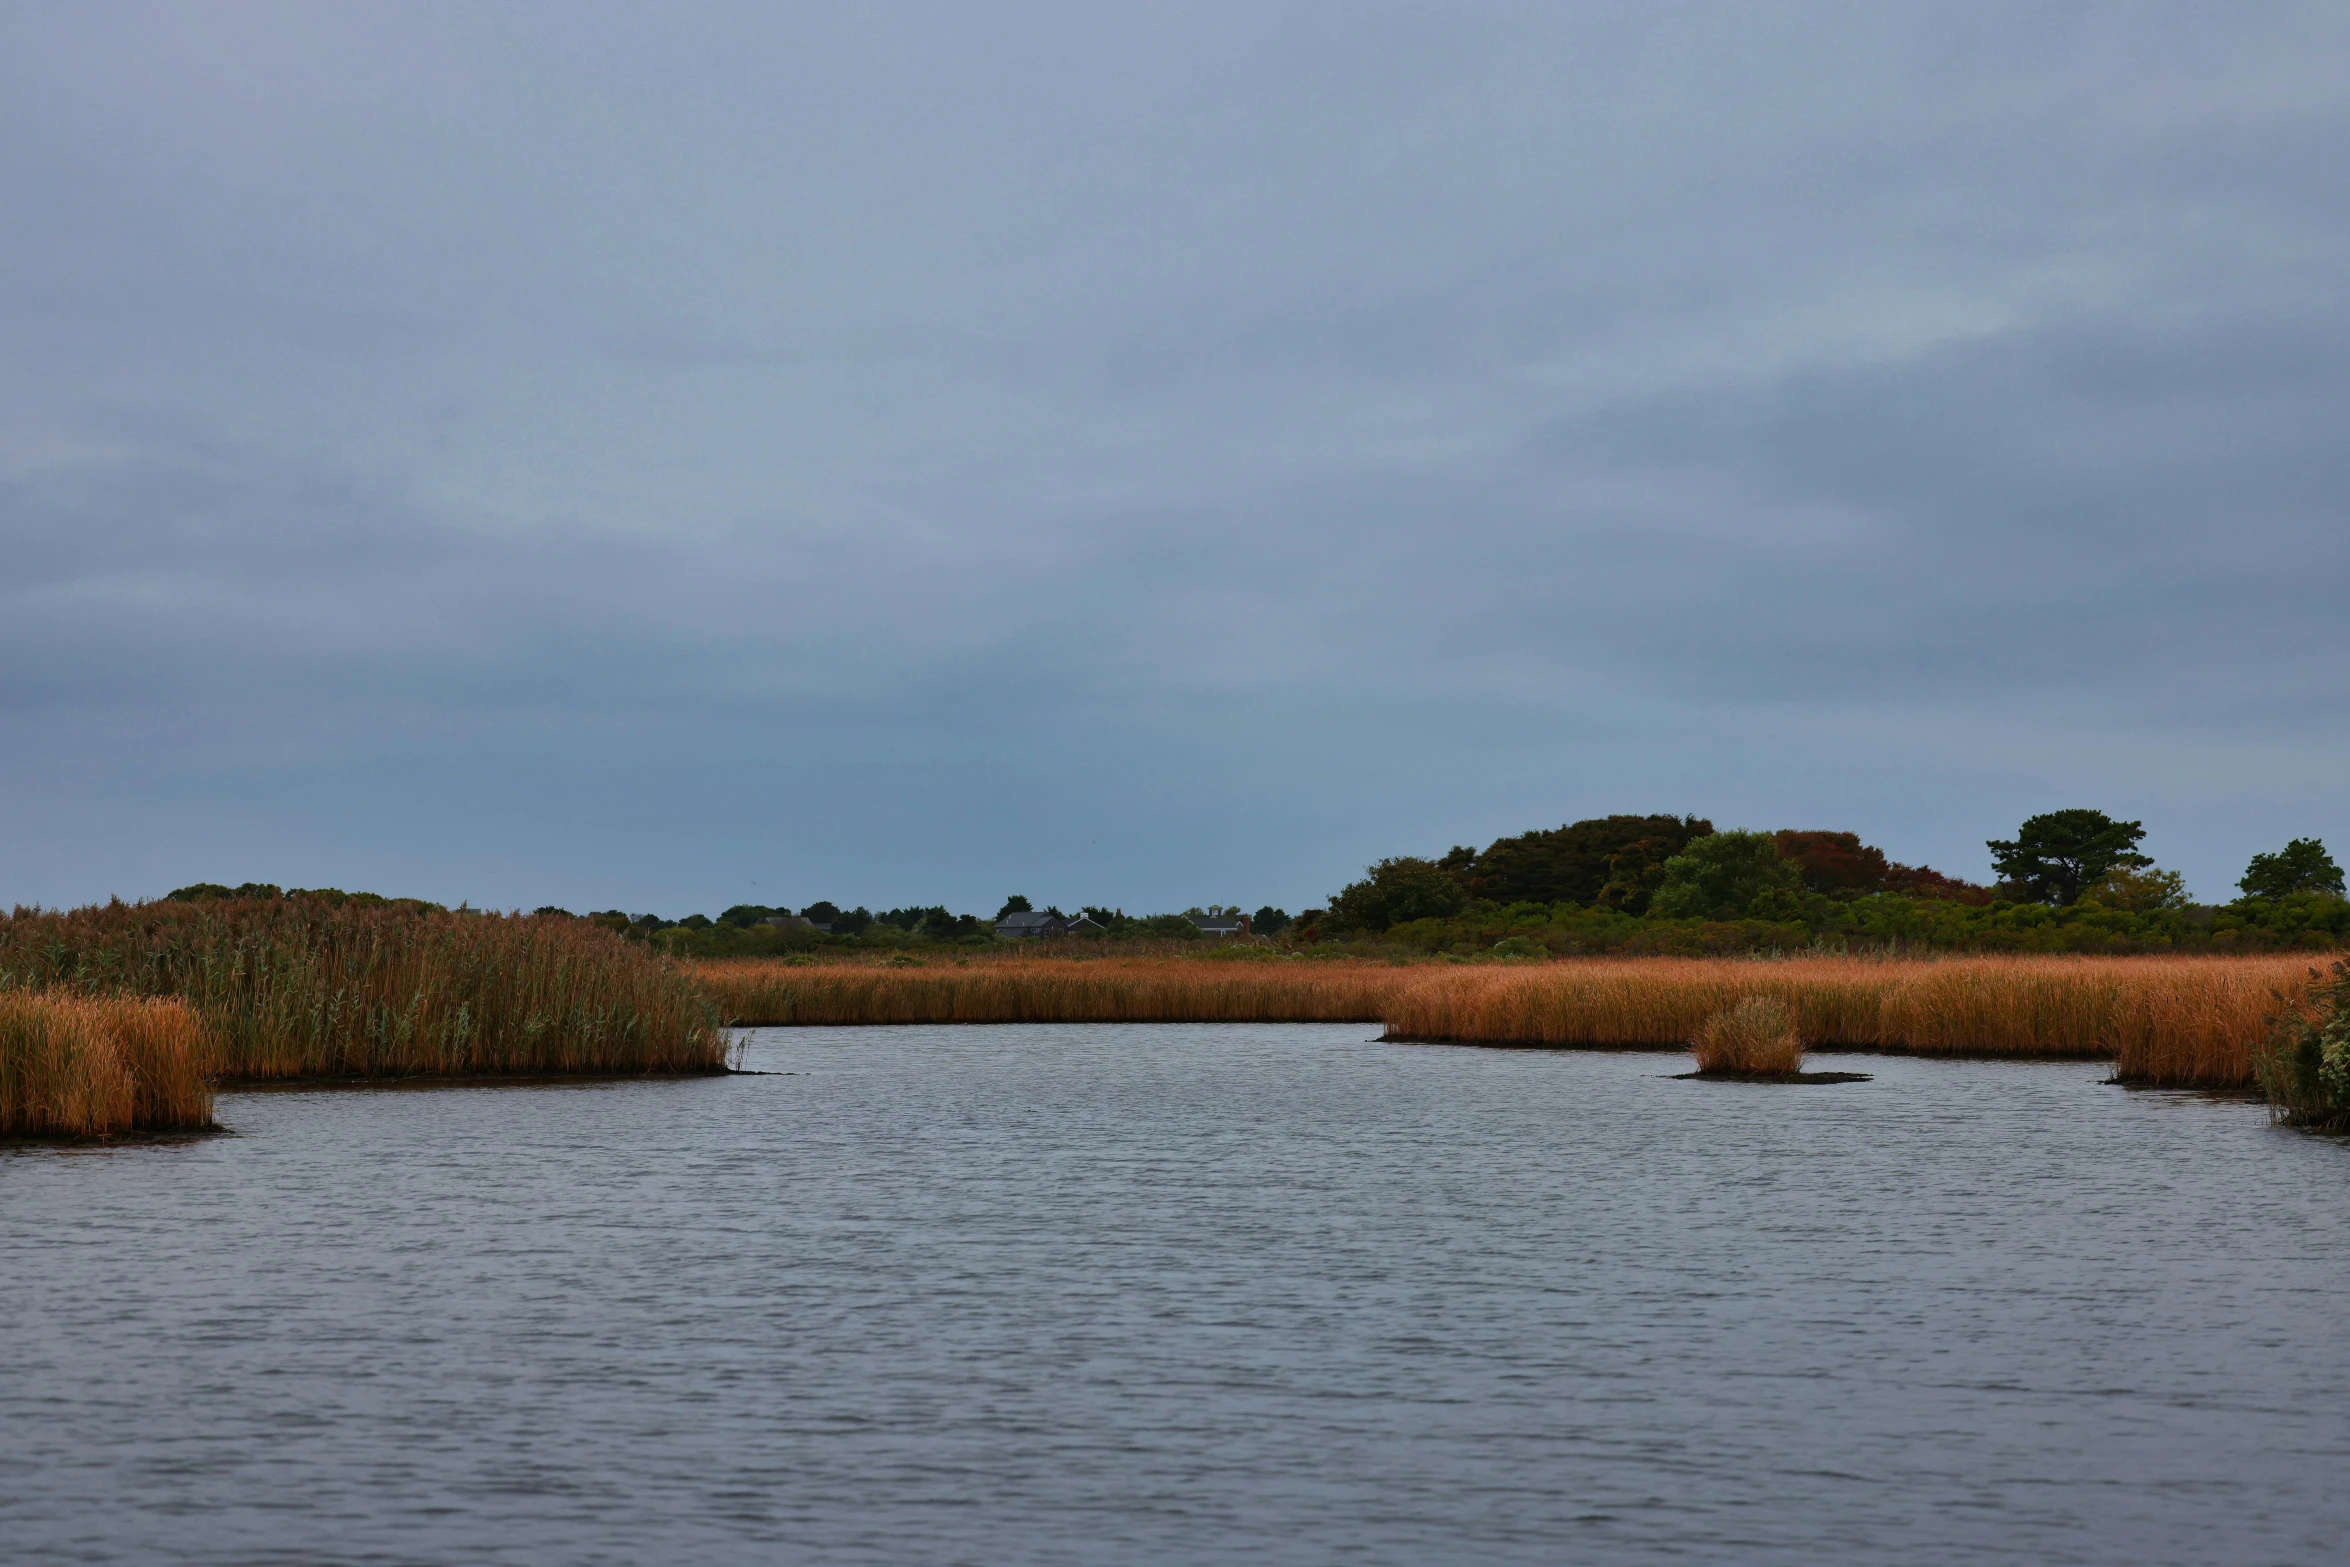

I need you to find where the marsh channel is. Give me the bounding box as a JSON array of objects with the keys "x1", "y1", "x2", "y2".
[{"x1": 5, "y1": 1023, "x2": 2347, "y2": 1565}]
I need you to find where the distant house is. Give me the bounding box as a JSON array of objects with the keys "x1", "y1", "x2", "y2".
[
  {"x1": 1064, "y1": 915, "x2": 1107, "y2": 936},
  {"x1": 1189, "y1": 912, "x2": 1250, "y2": 938},
  {"x1": 762, "y1": 915, "x2": 829, "y2": 934},
  {"x1": 995, "y1": 911, "x2": 1067, "y2": 940}
]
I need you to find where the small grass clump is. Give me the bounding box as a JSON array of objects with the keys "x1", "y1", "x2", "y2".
[
  {"x1": 1691, "y1": 995, "x2": 1804, "y2": 1074},
  {"x1": 0, "y1": 897, "x2": 727, "y2": 1081},
  {"x1": 0, "y1": 993, "x2": 215, "y2": 1138}
]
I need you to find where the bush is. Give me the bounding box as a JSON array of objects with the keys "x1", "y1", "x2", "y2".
[
  {"x1": 1691, "y1": 995, "x2": 1804, "y2": 1074},
  {"x1": 2255, "y1": 960, "x2": 2350, "y2": 1131},
  {"x1": 2077, "y1": 865, "x2": 2192, "y2": 912}
]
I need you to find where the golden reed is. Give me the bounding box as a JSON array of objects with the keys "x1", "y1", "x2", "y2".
[
  {"x1": 0, "y1": 993, "x2": 215, "y2": 1137},
  {"x1": 1381, "y1": 955, "x2": 2312, "y2": 1086},
  {"x1": 691, "y1": 957, "x2": 1414, "y2": 1027},
  {"x1": 1, "y1": 900, "x2": 728, "y2": 1081},
  {"x1": 700, "y1": 952, "x2": 2309, "y2": 1086}
]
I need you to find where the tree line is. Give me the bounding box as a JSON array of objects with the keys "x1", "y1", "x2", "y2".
[
  {"x1": 157, "y1": 809, "x2": 2345, "y2": 958},
  {"x1": 1304, "y1": 810, "x2": 2345, "y2": 953}
]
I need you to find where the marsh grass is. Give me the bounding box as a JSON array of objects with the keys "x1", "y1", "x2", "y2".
[
  {"x1": 691, "y1": 956, "x2": 1415, "y2": 1026},
  {"x1": 1691, "y1": 996, "x2": 1804, "y2": 1074},
  {"x1": 1, "y1": 899, "x2": 728, "y2": 1081},
  {"x1": 696, "y1": 952, "x2": 2295, "y2": 1084},
  {"x1": 0, "y1": 993, "x2": 214, "y2": 1137},
  {"x1": 1382, "y1": 954, "x2": 2307, "y2": 1086}
]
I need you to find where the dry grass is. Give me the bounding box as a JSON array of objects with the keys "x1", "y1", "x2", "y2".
[
  {"x1": 1381, "y1": 955, "x2": 2311, "y2": 1086},
  {"x1": 0, "y1": 899, "x2": 728, "y2": 1080},
  {"x1": 699, "y1": 953, "x2": 2303, "y2": 1085},
  {"x1": 1691, "y1": 996, "x2": 1804, "y2": 1074},
  {"x1": 691, "y1": 956, "x2": 1418, "y2": 1026},
  {"x1": 0, "y1": 993, "x2": 215, "y2": 1137}
]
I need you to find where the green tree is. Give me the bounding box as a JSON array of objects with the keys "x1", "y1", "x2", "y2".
[
  {"x1": 2240, "y1": 838, "x2": 2345, "y2": 901},
  {"x1": 1327, "y1": 857, "x2": 1468, "y2": 933},
  {"x1": 1251, "y1": 905, "x2": 1291, "y2": 935},
  {"x1": 995, "y1": 895, "x2": 1033, "y2": 919},
  {"x1": 1986, "y1": 809, "x2": 2150, "y2": 906},
  {"x1": 1647, "y1": 831, "x2": 1801, "y2": 919}
]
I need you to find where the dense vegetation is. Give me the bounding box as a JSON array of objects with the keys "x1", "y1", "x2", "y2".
[
  {"x1": 0, "y1": 993, "x2": 214, "y2": 1137},
  {"x1": 1309, "y1": 813, "x2": 2347, "y2": 956},
  {"x1": 134, "y1": 811, "x2": 2347, "y2": 969},
  {"x1": 694, "y1": 955, "x2": 1410, "y2": 1028},
  {"x1": 1381, "y1": 954, "x2": 2304, "y2": 1086},
  {"x1": 0, "y1": 895, "x2": 727, "y2": 1080},
  {"x1": 2256, "y1": 960, "x2": 2350, "y2": 1130},
  {"x1": 697, "y1": 951, "x2": 2300, "y2": 1089},
  {"x1": 565, "y1": 898, "x2": 1280, "y2": 956}
]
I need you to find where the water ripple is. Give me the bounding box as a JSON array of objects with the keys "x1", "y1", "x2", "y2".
[{"x1": 3, "y1": 1024, "x2": 2346, "y2": 1565}]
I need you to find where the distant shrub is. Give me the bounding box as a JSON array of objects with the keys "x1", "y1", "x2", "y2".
[
  {"x1": 2077, "y1": 865, "x2": 2192, "y2": 912},
  {"x1": 1691, "y1": 995, "x2": 1804, "y2": 1074},
  {"x1": 1135, "y1": 913, "x2": 1206, "y2": 939}
]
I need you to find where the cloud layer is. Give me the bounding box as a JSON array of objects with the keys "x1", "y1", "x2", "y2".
[{"x1": 5, "y1": 2, "x2": 2346, "y2": 913}]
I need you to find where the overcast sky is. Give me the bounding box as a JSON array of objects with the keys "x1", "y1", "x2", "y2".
[{"x1": 4, "y1": 1, "x2": 2345, "y2": 915}]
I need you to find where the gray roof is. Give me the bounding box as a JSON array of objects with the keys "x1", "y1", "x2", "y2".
[{"x1": 995, "y1": 911, "x2": 1061, "y2": 932}]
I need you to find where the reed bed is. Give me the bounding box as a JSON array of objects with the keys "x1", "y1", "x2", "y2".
[
  {"x1": 0, "y1": 993, "x2": 215, "y2": 1137},
  {"x1": 692, "y1": 957, "x2": 1419, "y2": 1026},
  {"x1": 1, "y1": 899, "x2": 728, "y2": 1080},
  {"x1": 1382, "y1": 955, "x2": 2312, "y2": 1086},
  {"x1": 698, "y1": 953, "x2": 2304, "y2": 1085}
]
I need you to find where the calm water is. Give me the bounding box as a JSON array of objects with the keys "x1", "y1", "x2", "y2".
[{"x1": 5, "y1": 1024, "x2": 2348, "y2": 1565}]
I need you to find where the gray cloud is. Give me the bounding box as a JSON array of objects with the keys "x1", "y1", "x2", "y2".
[{"x1": 2, "y1": 1, "x2": 2346, "y2": 912}]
